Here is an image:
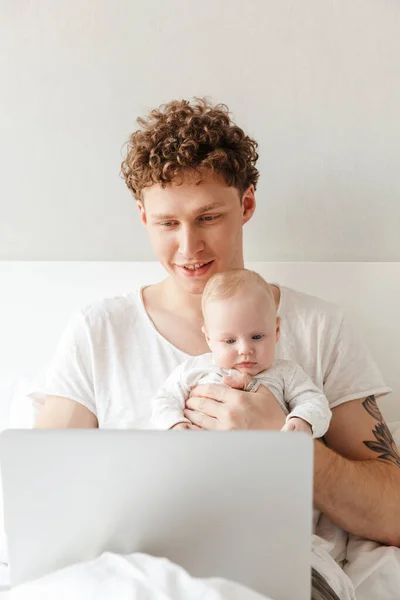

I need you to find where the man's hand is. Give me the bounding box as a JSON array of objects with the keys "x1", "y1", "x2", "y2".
[
  {"x1": 170, "y1": 422, "x2": 198, "y2": 430},
  {"x1": 184, "y1": 374, "x2": 286, "y2": 430}
]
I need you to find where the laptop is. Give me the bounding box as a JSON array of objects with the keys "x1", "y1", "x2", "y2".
[{"x1": 0, "y1": 430, "x2": 313, "y2": 599}]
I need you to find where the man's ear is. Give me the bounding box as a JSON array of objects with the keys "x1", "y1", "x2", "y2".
[
  {"x1": 275, "y1": 316, "x2": 281, "y2": 343},
  {"x1": 241, "y1": 185, "x2": 256, "y2": 225},
  {"x1": 136, "y1": 201, "x2": 147, "y2": 225}
]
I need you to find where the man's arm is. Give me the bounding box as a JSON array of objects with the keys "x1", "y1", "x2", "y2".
[
  {"x1": 35, "y1": 396, "x2": 98, "y2": 428},
  {"x1": 315, "y1": 395, "x2": 400, "y2": 547}
]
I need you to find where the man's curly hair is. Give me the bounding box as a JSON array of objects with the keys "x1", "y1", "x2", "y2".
[{"x1": 120, "y1": 98, "x2": 259, "y2": 201}]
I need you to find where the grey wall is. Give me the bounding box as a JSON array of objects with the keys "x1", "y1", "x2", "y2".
[{"x1": 1, "y1": 0, "x2": 399, "y2": 261}]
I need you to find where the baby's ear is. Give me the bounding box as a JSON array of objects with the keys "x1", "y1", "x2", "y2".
[
  {"x1": 202, "y1": 325, "x2": 211, "y2": 345},
  {"x1": 276, "y1": 316, "x2": 281, "y2": 342}
]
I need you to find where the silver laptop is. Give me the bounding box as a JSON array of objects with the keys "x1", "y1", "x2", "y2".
[{"x1": 0, "y1": 430, "x2": 312, "y2": 599}]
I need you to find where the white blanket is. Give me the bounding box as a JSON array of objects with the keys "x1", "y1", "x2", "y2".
[
  {"x1": 5, "y1": 552, "x2": 270, "y2": 600},
  {"x1": 2, "y1": 530, "x2": 400, "y2": 600},
  {"x1": 345, "y1": 536, "x2": 400, "y2": 600},
  {"x1": 6, "y1": 538, "x2": 400, "y2": 600},
  {"x1": 5, "y1": 542, "x2": 400, "y2": 600}
]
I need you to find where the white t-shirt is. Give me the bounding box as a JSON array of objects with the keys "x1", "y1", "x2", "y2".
[
  {"x1": 151, "y1": 354, "x2": 332, "y2": 438},
  {"x1": 30, "y1": 284, "x2": 391, "y2": 429}
]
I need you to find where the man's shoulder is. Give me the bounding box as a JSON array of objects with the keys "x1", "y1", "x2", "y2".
[
  {"x1": 280, "y1": 285, "x2": 345, "y2": 323},
  {"x1": 77, "y1": 290, "x2": 141, "y2": 329}
]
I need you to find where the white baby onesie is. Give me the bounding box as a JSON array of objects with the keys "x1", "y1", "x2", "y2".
[{"x1": 151, "y1": 353, "x2": 332, "y2": 438}]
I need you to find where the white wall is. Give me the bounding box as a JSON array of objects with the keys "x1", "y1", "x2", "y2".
[{"x1": 1, "y1": 0, "x2": 399, "y2": 261}]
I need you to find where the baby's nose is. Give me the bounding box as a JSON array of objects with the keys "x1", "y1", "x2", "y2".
[{"x1": 238, "y1": 342, "x2": 254, "y2": 355}]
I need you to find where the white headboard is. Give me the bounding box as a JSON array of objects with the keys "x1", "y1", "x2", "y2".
[{"x1": 1, "y1": 262, "x2": 399, "y2": 422}]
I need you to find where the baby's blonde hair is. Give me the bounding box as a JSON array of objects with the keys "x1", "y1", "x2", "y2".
[{"x1": 201, "y1": 269, "x2": 275, "y2": 316}]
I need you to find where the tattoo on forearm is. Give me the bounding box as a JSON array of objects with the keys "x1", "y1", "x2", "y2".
[
  {"x1": 362, "y1": 395, "x2": 400, "y2": 467},
  {"x1": 362, "y1": 395, "x2": 383, "y2": 421}
]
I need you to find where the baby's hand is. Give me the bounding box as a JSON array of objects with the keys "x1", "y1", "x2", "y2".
[
  {"x1": 170, "y1": 422, "x2": 191, "y2": 430},
  {"x1": 281, "y1": 417, "x2": 312, "y2": 435}
]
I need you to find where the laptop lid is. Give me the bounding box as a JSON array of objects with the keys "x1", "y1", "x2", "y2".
[{"x1": 0, "y1": 430, "x2": 312, "y2": 599}]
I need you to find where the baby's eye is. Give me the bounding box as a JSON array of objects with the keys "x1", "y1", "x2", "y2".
[
  {"x1": 225, "y1": 339, "x2": 236, "y2": 345},
  {"x1": 251, "y1": 334, "x2": 264, "y2": 340}
]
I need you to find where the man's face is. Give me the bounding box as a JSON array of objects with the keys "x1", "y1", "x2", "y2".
[{"x1": 139, "y1": 174, "x2": 256, "y2": 295}]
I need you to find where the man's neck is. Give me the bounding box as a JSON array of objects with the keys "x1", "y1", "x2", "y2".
[
  {"x1": 160, "y1": 277, "x2": 204, "y2": 320},
  {"x1": 156, "y1": 277, "x2": 280, "y2": 317}
]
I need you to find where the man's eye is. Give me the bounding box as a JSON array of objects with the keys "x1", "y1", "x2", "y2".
[
  {"x1": 225, "y1": 339, "x2": 235, "y2": 345},
  {"x1": 199, "y1": 215, "x2": 218, "y2": 222},
  {"x1": 160, "y1": 221, "x2": 175, "y2": 227},
  {"x1": 251, "y1": 334, "x2": 264, "y2": 340}
]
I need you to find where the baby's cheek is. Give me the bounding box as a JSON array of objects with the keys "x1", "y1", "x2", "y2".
[
  {"x1": 263, "y1": 341, "x2": 276, "y2": 360},
  {"x1": 257, "y1": 343, "x2": 276, "y2": 370},
  {"x1": 213, "y1": 346, "x2": 234, "y2": 369}
]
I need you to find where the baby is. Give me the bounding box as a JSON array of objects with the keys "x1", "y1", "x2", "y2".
[{"x1": 151, "y1": 269, "x2": 332, "y2": 438}]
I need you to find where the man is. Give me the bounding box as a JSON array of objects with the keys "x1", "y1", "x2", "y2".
[{"x1": 33, "y1": 98, "x2": 400, "y2": 598}]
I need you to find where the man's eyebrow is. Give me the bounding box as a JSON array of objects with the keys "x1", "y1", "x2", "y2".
[
  {"x1": 151, "y1": 202, "x2": 226, "y2": 220},
  {"x1": 193, "y1": 202, "x2": 226, "y2": 215}
]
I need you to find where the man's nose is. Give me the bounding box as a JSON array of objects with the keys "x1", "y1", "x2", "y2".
[{"x1": 178, "y1": 225, "x2": 204, "y2": 258}]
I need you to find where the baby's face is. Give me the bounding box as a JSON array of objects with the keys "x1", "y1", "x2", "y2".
[{"x1": 203, "y1": 292, "x2": 279, "y2": 376}]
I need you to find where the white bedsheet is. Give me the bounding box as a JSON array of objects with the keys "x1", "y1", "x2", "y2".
[
  {"x1": 1, "y1": 536, "x2": 399, "y2": 600},
  {"x1": 4, "y1": 552, "x2": 270, "y2": 600},
  {"x1": 345, "y1": 537, "x2": 400, "y2": 600},
  {"x1": 3, "y1": 542, "x2": 400, "y2": 600}
]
